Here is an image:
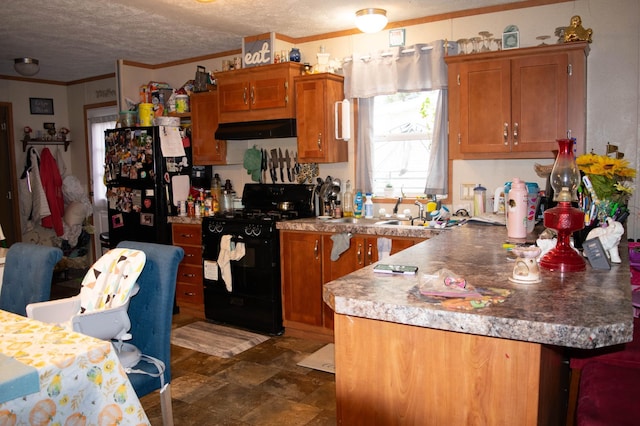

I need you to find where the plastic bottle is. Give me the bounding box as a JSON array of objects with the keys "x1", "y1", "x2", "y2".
[
  {"x1": 507, "y1": 177, "x2": 528, "y2": 238},
  {"x1": 343, "y1": 180, "x2": 354, "y2": 217},
  {"x1": 473, "y1": 184, "x2": 487, "y2": 216},
  {"x1": 364, "y1": 193, "x2": 374, "y2": 219},
  {"x1": 354, "y1": 190, "x2": 363, "y2": 218}
]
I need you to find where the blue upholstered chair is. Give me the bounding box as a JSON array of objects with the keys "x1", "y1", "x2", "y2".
[
  {"x1": 0, "y1": 243, "x2": 62, "y2": 316},
  {"x1": 116, "y1": 241, "x2": 184, "y2": 426}
]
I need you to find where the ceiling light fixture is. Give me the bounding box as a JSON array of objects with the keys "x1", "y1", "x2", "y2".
[
  {"x1": 355, "y1": 8, "x2": 388, "y2": 33},
  {"x1": 14, "y1": 57, "x2": 40, "y2": 77}
]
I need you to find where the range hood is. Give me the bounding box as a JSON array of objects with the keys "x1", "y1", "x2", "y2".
[{"x1": 215, "y1": 118, "x2": 297, "y2": 140}]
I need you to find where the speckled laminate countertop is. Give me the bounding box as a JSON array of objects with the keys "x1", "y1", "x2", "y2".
[
  {"x1": 276, "y1": 217, "x2": 443, "y2": 238},
  {"x1": 168, "y1": 216, "x2": 203, "y2": 225},
  {"x1": 320, "y1": 223, "x2": 633, "y2": 350}
]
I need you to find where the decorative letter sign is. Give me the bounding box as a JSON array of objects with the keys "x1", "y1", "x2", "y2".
[{"x1": 242, "y1": 33, "x2": 275, "y2": 68}]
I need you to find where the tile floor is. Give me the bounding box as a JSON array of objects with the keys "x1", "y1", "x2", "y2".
[
  {"x1": 50, "y1": 271, "x2": 337, "y2": 425},
  {"x1": 140, "y1": 314, "x2": 337, "y2": 426}
]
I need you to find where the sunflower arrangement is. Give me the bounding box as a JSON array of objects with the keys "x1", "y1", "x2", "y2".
[{"x1": 576, "y1": 151, "x2": 636, "y2": 222}]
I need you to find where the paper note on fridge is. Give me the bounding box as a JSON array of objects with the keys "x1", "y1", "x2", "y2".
[
  {"x1": 204, "y1": 260, "x2": 219, "y2": 281},
  {"x1": 159, "y1": 126, "x2": 186, "y2": 157}
]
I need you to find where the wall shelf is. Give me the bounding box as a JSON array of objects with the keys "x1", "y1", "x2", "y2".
[{"x1": 22, "y1": 138, "x2": 70, "y2": 152}]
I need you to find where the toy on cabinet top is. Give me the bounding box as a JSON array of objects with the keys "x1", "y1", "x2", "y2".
[{"x1": 564, "y1": 15, "x2": 593, "y2": 43}]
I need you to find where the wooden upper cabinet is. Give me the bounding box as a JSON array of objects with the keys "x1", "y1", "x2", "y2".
[
  {"x1": 447, "y1": 42, "x2": 589, "y2": 159},
  {"x1": 190, "y1": 91, "x2": 226, "y2": 165},
  {"x1": 295, "y1": 73, "x2": 348, "y2": 163},
  {"x1": 216, "y1": 62, "x2": 304, "y2": 123}
]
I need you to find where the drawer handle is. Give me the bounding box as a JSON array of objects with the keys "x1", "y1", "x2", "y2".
[
  {"x1": 184, "y1": 292, "x2": 196, "y2": 296},
  {"x1": 183, "y1": 273, "x2": 196, "y2": 278},
  {"x1": 367, "y1": 244, "x2": 373, "y2": 264},
  {"x1": 243, "y1": 87, "x2": 248, "y2": 105},
  {"x1": 186, "y1": 253, "x2": 195, "y2": 258},
  {"x1": 357, "y1": 243, "x2": 362, "y2": 265},
  {"x1": 314, "y1": 239, "x2": 319, "y2": 260},
  {"x1": 513, "y1": 122, "x2": 519, "y2": 146},
  {"x1": 181, "y1": 233, "x2": 193, "y2": 238}
]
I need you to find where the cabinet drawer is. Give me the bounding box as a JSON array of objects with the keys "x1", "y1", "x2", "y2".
[
  {"x1": 172, "y1": 224, "x2": 201, "y2": 246},
  {"x1": 177, "y1": 264, "x2": 202, "y2": 285},
  {"x1": 181, "y1": 245, "x2": 202, "y2": 266},
  {"x1": 176, "y1": 282, "x2": 204, "y2": 304}
]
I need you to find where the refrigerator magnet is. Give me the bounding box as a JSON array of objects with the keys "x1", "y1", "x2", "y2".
[
  {"x1": 140, "y1": 213, "x2": 154, "y2": 226},
  {"x1": 112, "y1": 213, "x2": 124, "y2": 229}
]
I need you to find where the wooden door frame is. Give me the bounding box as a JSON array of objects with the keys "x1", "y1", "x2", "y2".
[{"x1": 0, "y1": 102, "x2": 21, "y2": 245}]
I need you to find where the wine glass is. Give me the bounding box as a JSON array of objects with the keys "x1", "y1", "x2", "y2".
[
  {"x1": 479, "y1": 31, "x2": 493, "y2": 51},
  {"x1": 456, "y1": 38, "x2": 468, "y2": 55},
  {"x1": 469, "y1": 37, "x2": 482, "y2": 54}
]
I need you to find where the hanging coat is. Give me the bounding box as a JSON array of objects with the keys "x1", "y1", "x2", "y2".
[
  {"x1": 40, "y1": 148, "x2": 65, "y2": 236},
  {"x1": 18, "y1": 147, "x2": 50, "y2": 233}
]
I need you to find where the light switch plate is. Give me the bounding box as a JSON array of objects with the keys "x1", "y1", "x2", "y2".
[{"x1": 460, "y1": 184, "x2": 475, "y2": 200}]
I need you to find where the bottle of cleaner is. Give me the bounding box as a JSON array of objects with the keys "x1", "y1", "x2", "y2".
[
  {"x1": 507, "y1": 178, "x2": 528, "y2": 239},
  {"x1": 364, "y1": 193, "x2": 374, "y2": 219},
  {"x1": 343, "y1": 180, "x2": 354, "y2": 217},
  {"x1": 354, "y1": 190, "x2": 363, "y2": 218}
]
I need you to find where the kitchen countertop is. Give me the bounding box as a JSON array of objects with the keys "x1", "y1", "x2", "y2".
[
  {"x1": 321, "y1": 223, "x2": 633, "y2": 350},
  {"x1": 276, "y1": 217, "x2": 443, "y2": 238},
  {"x1": 168, "y1": 216, "x2": 203, "y2": 225}
]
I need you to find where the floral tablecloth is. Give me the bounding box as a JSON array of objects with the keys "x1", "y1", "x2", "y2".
[{"x1": 0, "y1": 310, "x2": 149, "y2": 425}]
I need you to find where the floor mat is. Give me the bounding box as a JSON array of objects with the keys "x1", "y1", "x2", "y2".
[
  {"x1": 297, "y1": 343, "x2": 335, "y2": 374},
  {"x1": 171, "y1": 322, "x2": 269, "y2": 358}
]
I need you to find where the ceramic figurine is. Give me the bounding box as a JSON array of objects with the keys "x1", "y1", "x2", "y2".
[{"x1": 586, "y1": 218, "x2": 624, "y2": 263}]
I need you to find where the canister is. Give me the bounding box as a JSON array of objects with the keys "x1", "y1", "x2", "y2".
[
  {"x1": 138, "y1": 103, "x2": 154, "y2": 127},
  {"x1": 175, "y1": 95, "x2": 189, "y2": 113},
  {"x1": 504, "y1": 181, "x2": 540, "y2": 233}
]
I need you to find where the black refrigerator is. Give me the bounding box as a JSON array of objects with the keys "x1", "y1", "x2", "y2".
[{"x1": 104, "y1": 126, "x2": 191, "y2": 247}]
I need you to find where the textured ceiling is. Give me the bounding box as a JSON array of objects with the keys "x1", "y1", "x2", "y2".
[{"x1": 1, "y1": 0, "x2": 525, "y2": 82}]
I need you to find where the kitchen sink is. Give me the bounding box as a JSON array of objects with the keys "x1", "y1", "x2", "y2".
[{"x1": 326, "y1": 217, "x2": 424, "y2": 227}]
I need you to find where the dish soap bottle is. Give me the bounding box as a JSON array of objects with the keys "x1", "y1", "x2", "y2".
[
  {"x1": 354, "y1": 189, "x2": 363, "y2": 218},
  {"x1": 364, "y1": 193, "x2": 374, "y2": 219},
  {"x1": 507, "y1": 177, "x2": 528, "y2": 239},
  {"x1": 343, "y1": 180, "x2": 354, "y2": 217}
]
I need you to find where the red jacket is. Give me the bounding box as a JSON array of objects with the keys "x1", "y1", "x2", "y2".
[{"x1": 40, "y1": 148, "x2": 65, "y2": 236}]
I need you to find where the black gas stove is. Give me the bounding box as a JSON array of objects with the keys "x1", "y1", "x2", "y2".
[{"x1": 201, "y1": 184, "x2": 314, "y2": 334}]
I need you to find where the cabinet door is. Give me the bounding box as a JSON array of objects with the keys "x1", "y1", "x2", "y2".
[
  {"x1": 251, "y1": 75, "x2": 289, "y2": 111},
  {"x1": 296, "y1": 74, "x2": 348, "y2": 163},
  {"x1": 191, "y1": 91, "x2": 227, "y2": 165},
  {"x1": 296, "y1": 78, "x2": 326, "y2": 160},
  {"x1": 511, "y1": 53, "x2": 568, "y2": 153},
  {"x1": 219, "y1": 80, "x2": 250, "y2": 114},
  {"x1": 458, "y1": 59, "x2": 512, "y2": 154},
  {"x1": 281, "y1": 232, "x2": 323, "y2": 327}
]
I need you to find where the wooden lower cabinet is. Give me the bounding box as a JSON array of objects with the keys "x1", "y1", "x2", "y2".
[
  {"x1": 172, "y1": 223, "x2": 205, "y2": 318},
  {"x1": 334, "y1": 314, "x2": 567, "y2": 425},
  {"x1": 281, "y1": 231, "x2": 424, "y2": 341}
]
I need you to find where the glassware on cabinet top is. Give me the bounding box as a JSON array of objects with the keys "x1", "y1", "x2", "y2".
[
  {"x1": 536, "y1": 35, "x2": 551, "y2": 46},
  {"x1": 469, "y1": 37, "x2": 482, "y2": 54},
  {"x1": 478, "y1": 31, "x2": 493, "y2": 51},
  {"x1": 456, "y1": 38, "x2": 468, "y2": 54}
]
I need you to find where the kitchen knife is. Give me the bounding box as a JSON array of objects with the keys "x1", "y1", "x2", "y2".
[
  {"x1": 261, "y1": 148, "x2": 267, "y2": 183},
  {"x1": 270, "y1": 149, "x2": 278, "y2": 182},
  {"x1": 284, "y1": 149, "x2": 292, "y2": 182},
  {"x1": 278, "y1": 148, "x2": 285, "y2": 183}
]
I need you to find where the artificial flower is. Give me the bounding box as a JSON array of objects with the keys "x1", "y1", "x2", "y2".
[{"x1": 576, "y1": 150, "x2": 636, "y2": 221}]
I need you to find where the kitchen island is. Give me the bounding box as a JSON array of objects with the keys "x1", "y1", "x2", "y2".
[{"x1": 321, "y1": 223, "x2": 633, "y2": 425}]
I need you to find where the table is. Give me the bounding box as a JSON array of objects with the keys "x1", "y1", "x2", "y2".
[{"x1": 0, "y1": 310, "x2": 149, "y2": 425}]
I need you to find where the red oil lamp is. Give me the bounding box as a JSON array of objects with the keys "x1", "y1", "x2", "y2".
[{"x1": 539, "y1": 138, "x2": 586, "y2": 272}]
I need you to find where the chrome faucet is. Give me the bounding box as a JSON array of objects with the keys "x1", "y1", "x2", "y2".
[
  {"x1": 392, "y1": 197, "x2": 403, "y2": 215},
  {"x1": 414, "y1": 201, "x2": 425, "y2": 222}
]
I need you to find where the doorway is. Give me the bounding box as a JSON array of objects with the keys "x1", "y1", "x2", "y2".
[
  {"x1": 0, "y1": 103, "x2": 20, "y2": 246},
  {"x1": 84, "y1": 103, "x2": 117, "y2": 258}
]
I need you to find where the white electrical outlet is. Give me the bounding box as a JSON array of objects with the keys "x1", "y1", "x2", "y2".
[{"x1": 460, "y1": 184, "x2": 475, "y2": 200}]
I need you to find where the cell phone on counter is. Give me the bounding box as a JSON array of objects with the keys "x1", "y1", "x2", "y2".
[{"x1": 373, "y1": 264, "x2": 418, "y2": 275}]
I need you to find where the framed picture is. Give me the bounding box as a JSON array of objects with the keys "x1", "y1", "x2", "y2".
[
  {"x1": 29, "y1": 98, "x2": 54, "y2": 115},
  {"x1": 389, "y1": 29, "x2": 406, "y2": 47},
  {"x1": 502, "y1": 25, "x2": 520, "y2": 50}
]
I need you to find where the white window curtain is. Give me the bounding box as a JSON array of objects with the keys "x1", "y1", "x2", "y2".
[
  {"x1": 343, "y1": 40, "x2": 454, "y2": 195},
  {"x1": 88, "y1": 111, "x2": 117, "y2": 209}
]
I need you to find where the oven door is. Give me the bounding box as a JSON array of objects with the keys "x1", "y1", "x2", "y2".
[{"x1": 202, "y1": 231, "x2": 282, "y2": 334}]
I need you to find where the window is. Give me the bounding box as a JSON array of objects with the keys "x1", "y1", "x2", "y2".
[{"x1": 371, "y1": 90, "x2": 440, "y2": 197}]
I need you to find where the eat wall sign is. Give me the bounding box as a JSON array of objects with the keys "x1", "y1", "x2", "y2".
[{"x1": 242, "y1": 33, "x2": 275, "y2": 68}]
